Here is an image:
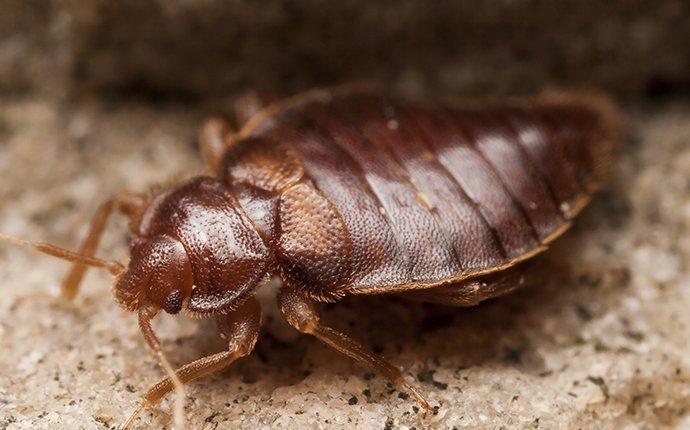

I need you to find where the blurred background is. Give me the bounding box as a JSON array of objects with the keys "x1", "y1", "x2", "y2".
[
  {"x1": 0, "y1": 2, "x2": 689, "y2": 429},
  {"x1": 3, "y1": 0, "x2": 690, "y2": 100}
]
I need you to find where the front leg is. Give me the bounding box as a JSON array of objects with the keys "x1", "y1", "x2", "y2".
[
  {"x1": 124, "y1": 297, "x2": 262, "y2": 429},
  {"x1": 277, "y1": 286, "x2": 432, "y2": 412}
]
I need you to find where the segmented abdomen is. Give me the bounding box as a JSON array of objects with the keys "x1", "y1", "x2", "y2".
[{"x1": 247, "y1": 89, "x2": 618, "y2": 293}]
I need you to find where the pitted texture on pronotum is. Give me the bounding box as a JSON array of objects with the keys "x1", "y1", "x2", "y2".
[{"x1": 135, "y1": 177, "x2": 269, "y2": 314}]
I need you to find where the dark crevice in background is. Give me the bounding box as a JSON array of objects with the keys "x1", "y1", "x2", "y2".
[
  {"x1": 646, "y1": 77, "x2": 690, "y2": 100},
  {"x1": 97, "y1": 78, "x2": 204, "y2": 106},
  {"x1": 3, "y1": 1, "x2": 690, "y2": 101}
]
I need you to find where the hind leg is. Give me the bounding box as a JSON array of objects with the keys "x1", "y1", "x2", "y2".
[
  {"x1": 398, "y1": 272, "x2": 526, "y2": 307},
  {"x1": 233, "y1": 91, "x2": 267, "y2": 127},
  {"x1": 199, "y1": 92, "x2": 269, "y2": 176},
  {"x1": 199, "y1": 117, "x2": 235, "y2": 176},
  {"x1": 398, "y1": 262, "x2": 544, "y2": 307}
]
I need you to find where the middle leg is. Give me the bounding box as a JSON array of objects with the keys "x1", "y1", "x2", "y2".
[{"x1": 277, "y1": 286, "x2": 432, "y2": 412}]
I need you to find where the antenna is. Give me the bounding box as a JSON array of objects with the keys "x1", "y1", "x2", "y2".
[{"x1": 0, "y1": 233, "x2": 124, "y2": 276}]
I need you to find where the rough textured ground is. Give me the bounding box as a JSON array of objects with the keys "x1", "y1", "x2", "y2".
[{"x1": 0, "y1": 94, "x2": 689, "y2": 430}]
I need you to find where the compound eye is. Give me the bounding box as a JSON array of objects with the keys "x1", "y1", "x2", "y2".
[{"x1": 163, "y1": 290, "x2": 184, "y2": 314}]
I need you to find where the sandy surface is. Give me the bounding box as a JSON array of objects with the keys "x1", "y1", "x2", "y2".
[{"x1": 0, "y1": 95, "x2": 688, "y2": 429}]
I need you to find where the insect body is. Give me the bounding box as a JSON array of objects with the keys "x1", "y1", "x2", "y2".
[{"x1": 0, "y1": 86, "x2": 620, "y2": 428}]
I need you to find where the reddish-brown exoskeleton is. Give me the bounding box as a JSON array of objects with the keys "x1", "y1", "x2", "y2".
[{"x1": 0, "y1": 85, "x2": 620, "y2": 428}]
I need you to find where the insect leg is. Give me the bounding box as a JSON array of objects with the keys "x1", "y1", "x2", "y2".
[
  {"x1": 397, "y1": 260, "x2": 551, "y2": 307},
  {"x1": 198, "y1": 116, "x2": 235, "y2": 176},
  {"x1": 61, "y1": 191, "x2": 147, "y2": 300},
  {"x1": 277, "y1": 286, "x2": 433, "y2": 413},
  {"x1": 398, "y1": 273, "x2": 524, "y2": 307},
  {"x1": 233, "y1": 91, "x2": 267, "y2": 127},
  {"x1": 123, "y1": 297, "x2": 261, "y2": 430},
  {"x1": 199, "y1": 92, "x2": 269, "y2": 176}
]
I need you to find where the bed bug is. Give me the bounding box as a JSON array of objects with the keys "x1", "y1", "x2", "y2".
[{"x1": 0, "y1": 84, "x2": 621, "y2": 428}]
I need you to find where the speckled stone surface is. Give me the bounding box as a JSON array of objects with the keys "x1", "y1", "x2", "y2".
[{"x1": 0, "y1": 95, "x2": 689, "y2": 430}]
